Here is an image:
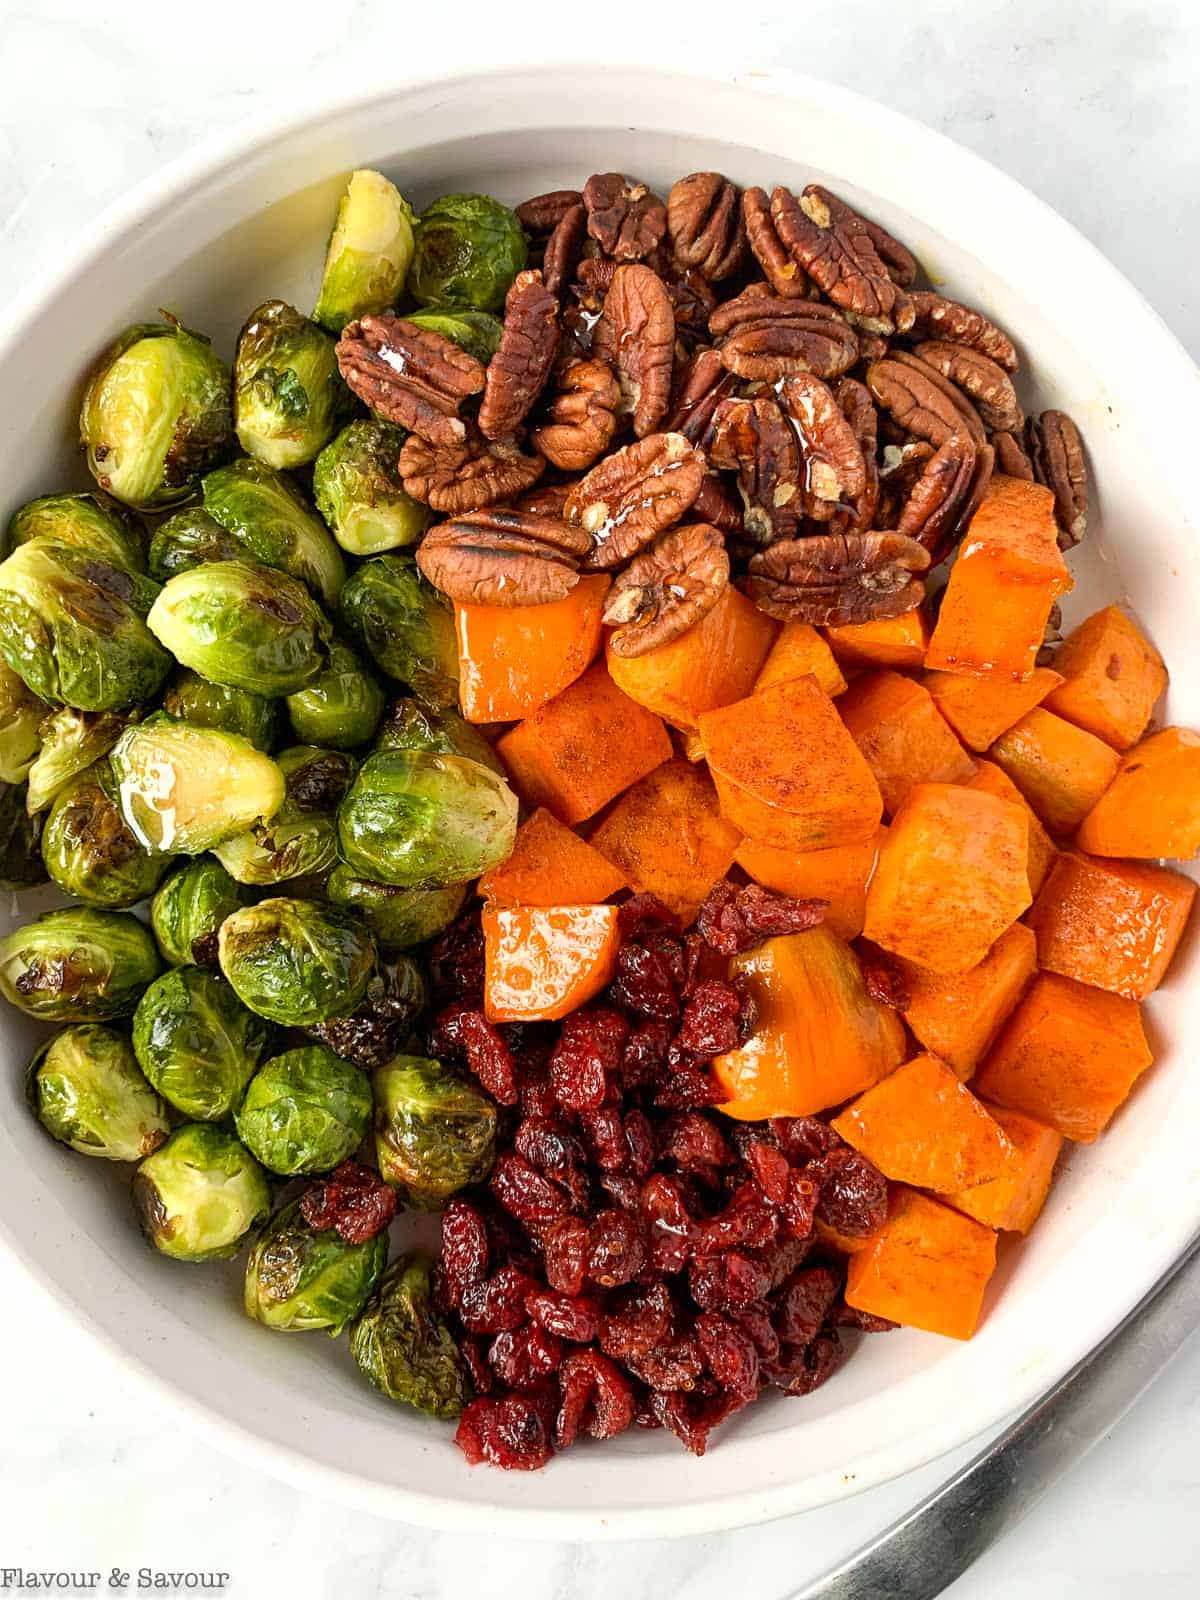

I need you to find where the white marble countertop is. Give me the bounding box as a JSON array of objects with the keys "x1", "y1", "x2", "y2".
[{"x1": 1, "y1": 3, "x2": 1198, "y2": 1595}]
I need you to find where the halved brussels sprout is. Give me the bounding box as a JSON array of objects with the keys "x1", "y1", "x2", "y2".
[
  {"x1": 218, "y1": 896, "x2": 376, "y2": 1026},
  {"x1": 0, "y1": 783, "x2": 47, "y2": 890},
  {"x1": 244, "y1": 1198, "x2": 387, "y2": 1333},
  {"x1": 7, "y1": 491, "x2": 146, "y2": 575},
  {"x1": 133, "y1": 966, "x2": 269, "y2": 1120},
  {"x1": 79, "y1": 321, "x2": 233, "y2": 510},
  {"x1": 25, "y1": 708, "x2": 125, "y2": 815},
  {"x1": 235, "y1": 1045, "x2": 372, "y2": 1176},
  {"x1": 133, "y1": 1124, "x2": 269, "y2": 1262},
  {"x1": 312, "y1": 420, "x2": 433, "y2": 558},
  {"x1": 110, "y1": 719, "x2": 285, "y2": 854},
  {"x1": 340, "y1": 554, "x2": 458, "y2": 707},
  {"x1": 0, "y1": 662, "x2": 46, "y2": 784},
  {"x1": 42, "y1": 760, "x2": 169, "y2": 908},
  {"x1": 306, "y1": 951, "x2": 429, "y2": 1070},
  {"x1": 372, "y1": 1054, "x2": 496, "y2": 1208},
  {"x1": 212, "y1": 745, "x2": 351, "y2": 886},
  {"x1": 0, "y1": 907, "x2": 161, "y2": 1022},
  {"x1": 201, "y1": 458, "x2": 345, "y2": 608},
  {"x1": 0, "y1": 539, "x2": 170, "y2": 711},
  {"x1": 285, "y1": 639, "x2": 384, "y2": 751},
  {"x1": 326, "y1": 867, "x2": 467, "y2": 951},
  {"x1": 162, "y1": 669, "x2": 278, "y2": 753},
  {"x1": 403, "y1": 308, "x2": 504, "y2": 365},
  {"x1": 27, "y1": 1024, "x2": 170, "y2": 1161},
  {"x1": 409, "y1": 193, "x2": 527, "y2": 313},
  {"x1": 233, "y1": 300, "x2": 346, "y2": 471},
  {"x1": 147, "y1": 560, "x2": 332, "y2": 697},
  {"x1": 337, "y1": 750, "x2": 517, "y2": 888},
  {"x1": 147, "y1": 506, "x2": 244, "y2": 584},
  {"x1": 349, "y1": 1252, "x2": 470, "y2": 1418},
  {"x1": 313, "y1": 169, "x2": 416, "y2": 334},
  {"x1": 151, "y1": 856, "x2": 246, "y2": 967},
  {"x1": 375, "y1": 696, "x2": 502, "y2": 775}
]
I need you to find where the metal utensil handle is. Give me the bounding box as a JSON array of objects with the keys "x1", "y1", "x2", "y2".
[{"x1": 793, "y1": 1227, "x2": 1200, "y2": 1600}]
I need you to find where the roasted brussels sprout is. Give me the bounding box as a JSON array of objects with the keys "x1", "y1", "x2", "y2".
[
  {"x1": 218, "y1": 896, "x2": 376, "y2": 1026},
  {"x1": 79, "y1": 321, "x2": 233, "y2": 510},
  {"x1": 375, "y1": 696, "x2": 502, "y2": 775},
  {"x1": 306, "y1": 951, "x2": 428, "y2": 1070},
  {"x1": 403, "y1": 308, "x2": 504, "y2": 365},
  {"x1": 42, "y1": 761, "x2": 169, "y2": 907},
  {"x1": 337, "y1": 750, "x2": 517, "y2": 888},
  {"x1": 133, "y1": 966, "x2": 269, "y2": 1120},
  {"x1": 372, "y1": 1055, "x2": 495, "y2": 1208},
  {"x1": 133, "y1": 1124, "x2": 269, "y2": 1262},
  {"x1": 233, "y1": 300, "x2": 346, "y2": 471},
  {"x1": 326, "y1": 867, "x2": 467, "y2": 951},
  {"x1": 162, "y1": 669, "x2": 278, "y2": 753},
  {"x1": 244, "y1": 1198, "x2": 387, "y2": 1333},
  {"x1": 311, "y1": 420, "x2": 434, "y2": 557},
  {"x1": 27, "y1": 1024, "x2": 170, "y2": 1161},
  {"x1": 409, "y1": 193, "x2": 527, "y2": 313},
  {"x1": 151, "y1": 856, "x2": 246, "y2": 967},
  {"x1": 201, "y1": 457, "x2": 345, "y2": 608},
  {"x1": 340, "y1": 554, "x2": 458, "y2": 707},
  {"x1": 109, "y1": 719, "x2": 285, "y2": 854},
  {"x1": 235, "y1": 1045, "x2": 372, "y2": 1176},
  {"x1": 0, "y1": 907, "x2": 161, "y2": 1022},
  {"x1": 0, "y1": 783, "x2": 47, "y2": 890},
  {"x1": 285, "y1": 640, "x2": 384, "y2": 751},
  {"x1": 0, "y1": 539, "x2": 170, "y2": 711},
  {"x1": 212, "y1": 745, "x2": 351, "y2": 886},
  {"x1": 349, "y1": 1252, "x2": 470, "y2": 1418},
  {"x1": 146, "y1": 560, "x2": 332, "y2": 697},
  {"x1": 147, "y1": 506, "x2": 244, "y2": 584},
  {"x1": 0, "y1": 662, "x2": 46, "y2": 784},
  {"x1": 7, "y1": 491, "x2": 146, "y2": 575},
  {"x1": 25, "y1": 709, "x2": 125, "y2": 815},
  {"x1": 313, "y1": 169, "x2": 416, "y2": 334}
]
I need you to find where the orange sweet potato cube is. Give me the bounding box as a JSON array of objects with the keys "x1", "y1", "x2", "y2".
[
  {"x1": 735, "y1": 828, "x2": 884, "y2": 941},
  {"x1": 1026, "y1": 851, "x2": 1196, "y2": 1000},
  {"x1": 863, "y1": 783, "x2": 1031, "y2": 975},
  {"x1": 926, "y1": 476, "x2": 1073, "y2": 682},
  {"x1": 478, "y1": 807, "x2": 628, "y2": 907},
  {"x1": 989, "y1": 707, "x2": 1120, "y2": 835},
  {"x1": 832, "y1": 1053, "x2": 1013, "y2": 1194},
  {"x1": 838, "y1": 670, "x2": 975, "y2": 815},
  {"x1": 699, "y1": 676, "x2": 883, "y2": 851},
  {"x1": 588, "y1": 758, "x2": 741, "y2": 923},
  {"x1": 497, "y1": 664, "x2": 673, "y2": 825},
  {"x1": 483, "y1": 904, "x2": 620, "y2": 1023},
  {"x1": 897, "y1": 922, "x2": 1038, "y2": 1078},
  {"x1": 943, "y1": 1105, "x2": 1062, "y2": 1234},
  {"x1": 963, "y1": 760, "x2": 1057, "y2": 896},
  {"x1": 1076, "y1": 728, "x2": 1200, "y2": 860},
  {"x1": 754, "y1": 620, "x2": 847, "y2": 698},
  {"x1": 923, "y1": 665, "x2": 1064, "y2": 752},
  {"x1": 844, "y1": 1187, "x2": 998, "y2": 1340},
  {"x1": 824, "y1": 609, "x2": 930, "y2": 670},
  {"x1": 972, "y1": 971, "x2": 1153, "y2": 1142},
  {"x1": 456, "y1": 576, "x2": 610, "y2": 723},
  {"x1": 1044, "y1": 605, "x2": 1167, "y2": 750}
]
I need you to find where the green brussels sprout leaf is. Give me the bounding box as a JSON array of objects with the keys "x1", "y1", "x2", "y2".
[
  {"x1": 218, "y1": 895, "x2": 376, "y2": 1026},
  {"x1": 286, "y1": 639, "x2": 385, "y2": 751},
  {"x1": 244, "y1": 1198, "x2": 387, "y2": 1333},
  {"x1": 133, "y1": 1124, "x2": 269, "y2": 1262},
  {"x1": 151, "y1": 856, "x2": 246, "y2": 967},
  {"x1": 42, "y1": 760, "x2": 169, "y2": 907},
  {"x1": 133, "y1": 966, "x2": 269, "y2": 1120},
  {"x1": 312, "y1": 419, "x2": 433, "y2": 558},
  {"x1": 233, "y1": 300, "x2": 348, "y2": 471},
  {"x1": 8, "y1": 492, "x2": 147, "y2": 574},
  {"x1": 350, "y1": 1252, "x2": 471, "y2": 1418},
  {"x1": 235, "y1": 1045, "x2": 372, "y2": 1175},
  {"x1": 340, "y1": 553, "x2": 458, "y2": 707},
  {"x1": 372, "y1": 1054, "x2": 495, "y2": 1208},
  {"x1": 409, "y1": 193, "x2": 527, "y2": 313},
  {"x1": 313, "y1": 170, "x2": 416, "y2": 334},
  {"x1": 0, "y1": 907, "x2": 161, "y2": 1022},
  {"x1": 27, "y1": 1023, "x2": 170, "y2": 1161},
  {"x1": 326, "y1": 866, "x2": 467, "y2": 951},
  {"x1": 201, "y1": 457, "x2": 345, "y2": 608}
]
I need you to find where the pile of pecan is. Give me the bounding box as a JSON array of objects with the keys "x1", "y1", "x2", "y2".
[{"x1": 336, "y1": 172, "x2": 1088, "y2": 656}]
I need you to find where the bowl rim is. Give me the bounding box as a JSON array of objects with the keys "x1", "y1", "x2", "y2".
[{"x1": 0, "y1": 58, "x2": 1197, "y2": 1540}]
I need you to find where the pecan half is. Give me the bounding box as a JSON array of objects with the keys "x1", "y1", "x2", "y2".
[
  {"x1": 866, "y1": 354, "x2": 985, "y2": 447},
  {"x1": 515, "y1": 481, "x2": 578, "y2": 518},
  {"x1": 877, "y1": 441, "x2": 934, "y2": 529},
  {"x1": 992, "y1": 429, "x2": 1034, "y2": 480},
  {"x1": 779, "y1": 373, "x2": 867, "y2": 522},
  {"x1": 592, "y1": 263, "x2": 675, "y2": 437},
  {"x1": 913, "y1": 340, "x2": 1023, "y2": 434},
  {"x1": 802, "y1": 185, "x2": 918, "y2": 287},
  {"x1": 908, "y1": 290, "x2": 1018, "y2": 372},
  {"x1": 478, "y1": 271, "x2": 560, "y2": 440},
  {"x1": 1029, "y1": 411, "x2": 1088, "y2": 548},
  {"x1": 710, "y1": 291, "x2": 859, "y2": 382},
  {"x1": 895, "y1": 434, "x2": 978, "y2": 562},
  {"x1": 604, "y1": 523, "x2": 730, "y2": 656},
  {"x1": 887, "y1": 350, "x2": 987, "y2": 444},
  {"x1": 543, "y1": 204, "x2": 588, "y2": 296},
  {"x1": 708, "y1": 396, "x2": 801, "y2": 547},
  {"x1": 583, "y1": 174, "x2": 668, "y2": 262},
  {"x1": 667, "y1": 173, "x2": 747, "y2": 282},
  {"x1": 336, "y1": 314, "x2": 485, "y2": 447},
  {"x1": 666, "y1": 268, "x2": 718, "y2": 351},
  {"x1": 742, "y1": 187, "x2": 813, "y2": 299},
  {"x1": 692, "y1": 473, "x2": 743, "y2": 535},
  {"x1": 564, "y1": 432, "x2": 704, "y2": 569},
  {"x1": 771, "y1": 186, "x2": 915, "y2": 335},
  {"x1": 835, "y1": 377, "x2": 880, "y2": 532},
  {"x1": 399, "y1": 430, "x2": 544, "y2": 514},
  {"x1": 531, "y1": 356, "x2": 620, "y2": 471},
  {"x1": 744, "y1": 532, "x2": 930, "y2": 626},
  {"x1": 662, "y1": 347, "x2": 739, "y2": 446},
  {"x1": 416, "y1": 510, "x2": 592, "y2": 606},
  {"x1": 516, "y1": 190, "x2": 584, "y2": 233}
]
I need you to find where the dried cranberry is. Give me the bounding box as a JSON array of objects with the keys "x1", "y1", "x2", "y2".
[
  {"x1": 654, "y1": 1059, "x2": 727, "y2": 1109},
  {"x1": 660, "y1": 1111, "x2": 732, "y2": 1174},
  {"x1": 781, "y1": 1170, "x2": 820, "y2": 1239},
  {"x1": 429, "y1": 912, "x2": 486, "y2": 1005},
  {"x1": 624, "y1": 1334, "x2": 705, "y2": 1392},
  {"x1": 761, "y1": 1234, "x2": 814, "y2": 1291},
  {"x1": 586, "y1": 1209, "x2": 647, "y2": 1287},
  {"x1": 527, "y1": 1288, "x2": 601, "y2": 1343},
  {"x1": 695, "y1": 1312, "x2": 761, "y2": 1400},
  {"x1": 773, "y1": 1266, "x2": 841, "y2": 1348},
  {"x1": 639, "y1": 1173, "x2": 696, "y2": 1273},
  {"x1": 812, "y1": 1147, "x2": 889, "y2": 1238},
  {"x1": 696, "y1": 1185, "x2": 779, "y2": 1254},
  {"x1": 543, "y1": 1216, "x2": 589, "y2": 1295},
  {"x1": 488, "y1": 1323, "x2": 564, "y2": 1391},
  {"x1": 620, "y1": 1019, "x2": 672, "y2": 1088},
  {"x1": 549, "y1": 1007, "x2": 628, "y2": 1110},
  {"x1": 689, "y1": 1250, "x2": 771, "y2": 1312},
  {"x1": 610, "y1": 941, "x2": 681, "y2": 1020},
  {"x1": 734, "y1": 1301, "x2": 781, "y2": 1363},
  {"x1": 745, "y1": 1141, "x2": 790, "y2": 1205},
  {"x1": 430, "y1": 1002, "x2": 518, "y2": 1106},
  {"x1": 696, "y1": 879, "x2": 827, "y2": 955},
  {"x1": 677, "y1": 979, "x2": 749, "y2": 1056},
  {"x1": 459, "y1": 1334, "x2": 494, "y2": 1396},
  {"x1": 764, "y1": 1330, "x2": 843, "y2": 1397},
  {"x1": 861, "y1": 948, "x2": 913, "y2": 1011},
  {"x1": 555, "y1": 1351, "x2": 635, "y2": 1448},
  {"x1": 578, "y1": 1107, "x2": 626, "y2": 1169},
  {"x1": 514, "y1": 1117, "x2": 590, "y2": 1207},
  {"x1": 648, "y1": 1387, "x2": 749, "y2": 1456},
  {"x1": 598, "y1": 1282, "x2": 675, "y2": 1362},
  {"x1": 439, "y1": 1197, "x2": 490, "y2": 1307},
  {"x1": 599, "y1": 1173, "x2": 642, "y2": 1209},
  {"x1": 770, "y1": 1116, "x2": 839, "y2": 1161},
  {"x1": 298, "y1": 1160, "x2": 396, "y2": 1244},
  {"x1": 455, "y1": 1394, "x2": 554, "y2": 1470},
  {"x1": 458, "y1": 1264, "x2": 541, "y2": 1334},
  {"x1": 618, "y1": 894, "x2": 681, "y2": 941},
  {"x1": 490, "y1": 1151, "x2": 572, "y2": 1231},
  {"x1": 832, "y1": 1302, "x2": 897, "y2": 1333},
  {"x1": 518, "y1": 1075, "x2": 558, "y2": 1119}
]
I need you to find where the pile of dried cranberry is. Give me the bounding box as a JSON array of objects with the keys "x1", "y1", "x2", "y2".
[{"x1": 424, "y1": 883, "x2": 892, "y2": 1470}]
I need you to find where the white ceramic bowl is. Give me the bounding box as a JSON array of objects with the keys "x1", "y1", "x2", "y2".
[{"x1": 0, "y1": 63, "x2": 1196, "y2": 1541}]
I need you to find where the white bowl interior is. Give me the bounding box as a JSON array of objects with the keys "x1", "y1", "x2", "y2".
[{"x1": 0, "y1": 66, "x2": 1197, "y2": 1538}]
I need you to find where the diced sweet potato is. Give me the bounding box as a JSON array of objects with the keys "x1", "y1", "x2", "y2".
[
  {"x1": 483, "y1": 904, "x2": 620, "y2": 1023},
  {"x1": 456, "y1": 575, "x2": 609, "y2": 723},
  {"x1": 897, "y1": 922, "x2": 1038, "y2": 1078},
  {"x1": 825, "y1": 609, "x2": 930, "y2": 670},
  {"x1": 1026, "y1": 851, "x2": 1196, "y2": 1000},
  {"x1": 989, "y1": 707, "x2": 1120, "y2": 835},
  {"x1": 972, "y1": 971, "x2": 1153, "y2": 1142},
  {"x1": 755, "y1": 620, "x2": 846, "y2": 698},
  {"x1": 838, "y1": 670, "x2": 975, "y2": 816},
  {"x1": 478, "y1": 807, "x2": 627, "y2": 907},
  {"x1": 844, "y1": 1186, "x2": 998, "y2": 1340},
  {"x1": 863, "y1": 783, "x2": 1031, "y2": 975},
  {"x1": 1044, "y1": 605, "x2": 1167, "y2": 750},
  {"x1": 943, "y1": 1105, "x2": 1062, "y2": 1234},
  {"x1": 680, "y1": 728, "x2": 705, "y2": 763},
  {"x1": 712, "y1": 927, "x2": 906, "y2": 1120},
  {"x1": 496, "y1": 663, "x2": 673, "y2": 825},
  {"x1": 1076, "y1": 728, "x2": 1200, "y2": 860},
  {"x1": 735, "y1": 829, "x2": 885, "y2": 941},
  {"x1": 963, "y1": 760, "x2": 1057, "y2": 896},
  {"x1": 606, "y1": 585, "x2": 777, "y2": 731},
  {"x1": 924, "y1": 665, "x2": 1064, "y2": 752},
  {"x1": 926, "y1": 475, "x2": 1072, "y2": 682},
  {"x1": 588, "y1": 758, "x2": 741, "y2": 923},
  {"x1": 832, "y1": 1053, "x2": 1013, "y2": 1194},
  {"x1": 699, "y1": 676, "x2": 883, "y2": 852}
]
